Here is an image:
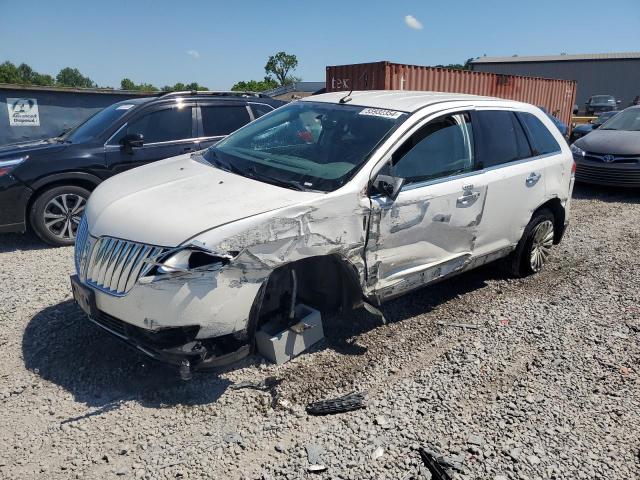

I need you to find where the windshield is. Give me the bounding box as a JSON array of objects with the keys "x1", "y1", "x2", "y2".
[
  {"x1": 591, "y1": 95, "x2": 615, "y2": 104},
  {"x1": 63, "y1": 102, "x2": 135, "y2": 143},
  {"x1": 204, "y1": 101, "x2": 408, "y2": 192},
  {"x1": 600, "y1": 108, "x2": 640, "y2": 131}
]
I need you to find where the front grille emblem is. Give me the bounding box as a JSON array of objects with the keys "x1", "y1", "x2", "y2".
[{"x1": 602, "y1": 154, "x2": 615, "y2": 163}]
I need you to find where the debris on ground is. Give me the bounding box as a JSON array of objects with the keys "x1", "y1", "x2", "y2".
[
  {"x1": 229, "y1": 376, "x2": 279, "y2": 391},
  {"x1": 306, "y1": 391, "x2": 367, "y2": 416},
  {"x1": 419, "y1": 446, "x2": 457, "y2": 480}
]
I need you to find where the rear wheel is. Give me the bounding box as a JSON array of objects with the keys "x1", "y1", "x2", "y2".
[
  {"x1": 505, "y1": 209, "x2": 555, "y2": 277},
  {"x1": 30, "y1": 185, "x2": 90, "y2": 246}
]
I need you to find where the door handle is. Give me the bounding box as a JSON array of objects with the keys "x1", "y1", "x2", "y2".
[
  {"x1": 526, "y1": 172, "x2": 542, "y2": 187},
  {"x1": 456, "y1": 190, "x2": 481, "y2": 208}
]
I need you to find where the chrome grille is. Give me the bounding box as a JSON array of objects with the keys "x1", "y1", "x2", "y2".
[
  {"x1": 74, "y1": 216, "x2": 90, "y2": 275},
  {"x1": 84, "y1": 237, "x2": 168, "y2": 296}
]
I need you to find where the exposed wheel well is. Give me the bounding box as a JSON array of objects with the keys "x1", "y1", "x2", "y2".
[
  {"x1": 532, "y1": 197, "x2": 565, "y2": 244},
  {"x1": 26, "y1": 178, "x2": 97, "y2": 230},
  {"x1": 252, "y1": 255, "x2": 363, "y2": 332}
]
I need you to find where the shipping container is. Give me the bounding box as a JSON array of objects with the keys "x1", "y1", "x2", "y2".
[{"x1": 326, "y1": 61, "x2": 577, "y2": 126}]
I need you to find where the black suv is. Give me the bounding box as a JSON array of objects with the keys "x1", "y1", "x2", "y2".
[{"x1": 0, "y1": 91, "x2": 284, "y2": 246}]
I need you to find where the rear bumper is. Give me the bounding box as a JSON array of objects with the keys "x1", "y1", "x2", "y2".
[
  {"x1": 575, "y1": 160, "x2": 640, "y2": 187},
  {"x1": 0, "y1": 176, "x2": 31, "y2": 233}
]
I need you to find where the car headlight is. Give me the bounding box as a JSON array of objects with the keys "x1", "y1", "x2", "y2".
[
  {"x1": 0, "y1": 156, "x2": 27, "y2": 177},
  {"x1": 570, "y1": 144, "x2": 585, "y2": 158},
  {"x1": 142, "y1": 245, "x2": 235, "y2": 281}
]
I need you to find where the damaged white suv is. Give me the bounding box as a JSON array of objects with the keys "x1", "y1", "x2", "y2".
[{"x1": 71, "y1": 91, "x2": 575, "y2": 374}]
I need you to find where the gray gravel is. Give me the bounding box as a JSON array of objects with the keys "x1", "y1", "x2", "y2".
[{"x1": 1, "y1": 184, "x2": 639, "y2": 479}]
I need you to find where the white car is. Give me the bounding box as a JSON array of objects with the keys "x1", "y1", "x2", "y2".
[{"x1": 71, "y1": 91, "x2": 575, "y2": 374}]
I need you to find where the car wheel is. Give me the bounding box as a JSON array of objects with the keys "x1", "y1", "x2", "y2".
[
  {"x1": 504, "y1": 209, "x2": 555, "y2": 277},
  {"x1": 29, "y1": 185, "x2": 90, "y2": 246}
]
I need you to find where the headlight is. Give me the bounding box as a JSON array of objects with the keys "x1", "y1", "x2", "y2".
[
  {"x1": 0, "y1": 156, "x2": 27, "y2": 177},
  {"x1": 143, "y1": 246, "x2": 235, "y2": 278},
  {"x1": 570, "y1": 144, "x2": 585, "y2": 158}
]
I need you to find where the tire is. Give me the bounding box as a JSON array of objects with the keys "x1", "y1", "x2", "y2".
[
  {"x1": 29, "y1": 185, "x2": 90, "y2": 246},
  {"x1": 504, "y1": 209, "x2": 555, "y2": 278}
]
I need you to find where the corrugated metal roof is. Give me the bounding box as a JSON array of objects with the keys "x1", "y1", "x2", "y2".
[
  {"x1": 472, "y1": 52, "x2": 640, "y2": 64},
  {"x1": 263, "y1": 81, "x2": 325, "y2": 97}
]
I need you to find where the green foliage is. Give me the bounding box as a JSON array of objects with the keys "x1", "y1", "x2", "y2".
[
  {"x1": 120, "y1": 78, "x2": 159, "y2": 91},
  {"x1": 231, "y1": 76, "x2": 278, "y2": 92},
  {"x1": 433, "y1": 58, "x2": 476, "y2": 71},
  {"x1": 0, "y1": 61, "x2": 57, "y2": 86},
  {"x1": 56, "y1": 67, "x2": 96, "y2": 88},
  {"x1": 264, "y1": 51, "x2": 299, "y2": 86},
  {"x1": 160, "y1": 82, "x2": 208, "y2": 92}
]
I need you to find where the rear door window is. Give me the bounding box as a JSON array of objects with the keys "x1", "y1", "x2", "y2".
[
  {"x1": 201, "y1": 105, "x2": 251, "y2": 137},
  {"x1": 473, "y1": 110, "x2": 533, "y2": 168},
  {"x1": 517, "y1": 112, "x2": 561, "y2": 155},
  {"x1": 126, "y1": 106, "x2": 193, "y2": 144}
]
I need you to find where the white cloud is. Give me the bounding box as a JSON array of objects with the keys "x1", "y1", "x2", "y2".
[
  {"x1": 187, "y1": 50, "x2": 200, "y2": 59},
  {"x1": 404, "y1": 15, "x2": 423, "y2": 30}
]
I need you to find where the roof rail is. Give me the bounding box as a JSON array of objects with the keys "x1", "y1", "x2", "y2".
[{"x1": 158, "y1": 90, "x2": 270, "y2": 98}]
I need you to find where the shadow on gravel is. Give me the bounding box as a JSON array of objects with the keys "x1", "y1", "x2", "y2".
[
  {"x1": 22, "y1": 300, "x2": 232, "y2": 410},
  {"x1": 22, "y1": 264, "x2": 505, "y2": 411},
  {"x1": 573, "y1": 182, "x2": 640, "y2": 204},
  {"x1": 0, "y1": 232, "x2": 56, "y2": 253},
  {"x1": 321, "y1": 263, "x2": 504, "y2": 354}
]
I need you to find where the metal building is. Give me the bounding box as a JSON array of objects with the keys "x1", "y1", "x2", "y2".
[
  {"x1": 0, "y1": 84, "x2": 154, "y2": 145},
  {"x1": 471, "y1": 52, "x2": 640, "y2": 112}
]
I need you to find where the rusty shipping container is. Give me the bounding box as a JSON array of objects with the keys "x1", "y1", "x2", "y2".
[{"x1": 326, "y1": 61, "x2": 577, "y2": 126}]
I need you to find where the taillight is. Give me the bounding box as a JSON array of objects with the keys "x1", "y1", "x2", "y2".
[{"x1": 571, "y1": 160, "x2": 576, "y2": 175}]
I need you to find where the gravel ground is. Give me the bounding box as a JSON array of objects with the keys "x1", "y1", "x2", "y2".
[{"x1": 1, "y1": 184, "x2": 639, "y2": 480}]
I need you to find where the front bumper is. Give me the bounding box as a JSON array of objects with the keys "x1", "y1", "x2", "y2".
[
  {"x1": 0, "y1": 176, "x2": 32, "y2": 233},
  {"x1": 71, "y1": 260, "x2": 263, "y2": 370},
  {"x1": 575, "y1": 159, "x2": 640, "y2": 187}
]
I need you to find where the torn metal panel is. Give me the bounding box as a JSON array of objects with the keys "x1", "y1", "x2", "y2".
[{"x1": 365, "y1": 180, "x2": 488, "y2": 297}]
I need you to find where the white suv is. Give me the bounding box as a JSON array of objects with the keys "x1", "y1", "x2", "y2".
[{"x1": 71, "y1": 91, "x2": 575, "y2": 374}]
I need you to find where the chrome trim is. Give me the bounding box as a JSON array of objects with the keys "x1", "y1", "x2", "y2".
[
  {"x1": 400, "y1": 151, "x2": 560, "y2": 193},
  {"x1": 82, "y1": 236, "x2": 169, "y2": 296}
]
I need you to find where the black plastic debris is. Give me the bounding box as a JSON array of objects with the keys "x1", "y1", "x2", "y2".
[
  {"x1": 306, "y1": 391, "x2": 367, "y2": 416},
  {"x1": 229, "y1": 376, "x2": 279, "y2": 391},
  {"x1": 419, "y1": 445, "x2": 463, "y2": 480}
]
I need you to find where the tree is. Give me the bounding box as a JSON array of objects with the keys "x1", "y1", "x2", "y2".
[
  {"x1": 120, "y1": 78, "x2": 159, "y2": 91},
  {"x1": 231, "y1": 76, "x2": 278, "y2": 92},
  {"x1": 0, "y1": 61, "x2": 21, "y2": 84},
  {"x1": 160, "y1": 82, "x2": 208, "y2": 92},
  {"x1": 56, "y1": 67, "x2": 96, "y2": 88},
  {"x1": 433, "y1": 57, "x2": 476, "y2": 71},
  {"x1": 264, "y1": 51, "x2": 299, "y2": 86}
]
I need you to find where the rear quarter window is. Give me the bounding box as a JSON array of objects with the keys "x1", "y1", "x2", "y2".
[{"x1": 517, "y1": 112, "x2": 562, "y2": 155}]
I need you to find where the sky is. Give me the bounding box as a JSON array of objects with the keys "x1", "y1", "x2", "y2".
[{"x1": 1, "y1": 0, "x2": 639, "y2": 90}]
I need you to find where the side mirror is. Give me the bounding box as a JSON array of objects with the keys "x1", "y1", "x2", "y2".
[
  {"x1": 121, "y1": 133, "x2": 144, "y2": 152},
  {"x1": 371, "y1": 174, "x2": 405, "y2": 200}
]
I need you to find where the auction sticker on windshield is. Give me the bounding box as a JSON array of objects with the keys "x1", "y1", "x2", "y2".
[{"x1": 358, "y1": 108, "x2": 404, "y2": 119}]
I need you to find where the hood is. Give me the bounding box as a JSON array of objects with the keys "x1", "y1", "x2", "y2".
[
  {"x1": 0, "y1": 138, "x2": 66, "y2": 159},
  {"x1": 86, "y1": 154, "x2": 324, "y2": 246},
  {"x1": 574, "y1": 129, "x2": 640, "y2": 155}
]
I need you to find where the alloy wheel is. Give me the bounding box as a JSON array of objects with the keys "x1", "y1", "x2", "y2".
[
  {"x1": 529, "y1": 220, "x2": 554, "y2": 272},
  {"x1": 43, "y1": 193, "x2": 86, "y2": 240}
]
